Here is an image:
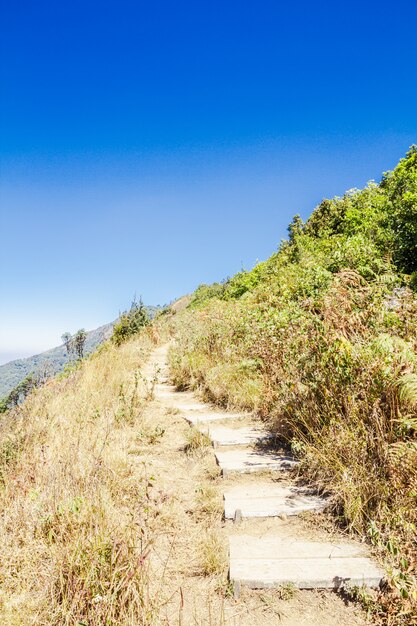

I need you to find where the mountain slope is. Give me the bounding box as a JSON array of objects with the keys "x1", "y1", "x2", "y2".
[
  {"x1": 0, "y1": 323, "x2": 114, "y2": 398},
  {"x1": 167, "y1": 147, "x2": 417, "y2": 623},
  {"x1": 0, "y1": 306, "x2": 161, "y2": 398}
]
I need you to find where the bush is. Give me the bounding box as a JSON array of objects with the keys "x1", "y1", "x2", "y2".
[{"x1": 112, "y1": 298, "x2": 150, "y2": 345}]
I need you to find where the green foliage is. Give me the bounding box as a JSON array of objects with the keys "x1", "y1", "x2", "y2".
[
  {"x1": 112, "y1": 298, "x2": 150, "y2": 345},
  {"x1": 304, "y1": 196, "x2": 348, "y2": 238},
  {"x1": 0, "y1": 373, "x2": 39, "y2": 413},
  {"x1": 73, "y1": 328, "x2": 87, "y2": 359},
  {"x1": 381, "y1": 145, "x2": 417, "y2": 273},
  {"x1": 61, "y1": 332, "x2": 72, "y2": 355},
  {"x1": 189, "y1": 282, "x2": 227, "y2": 308},
  {"x1": 169, "y1": 149, "x2": 417, "y2": 623},
  {"x1": 187, "y1": 147, "x2": 417, "y2": 312},
  {"x1": 60, "y1": 329, "x2": 87, "y2": 360}
]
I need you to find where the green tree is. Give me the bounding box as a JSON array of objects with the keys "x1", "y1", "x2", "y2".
[
  {"x1": 287, "y1": 214, "x2": 304, "y2": 243},
  {"x1": 73, "y1": 329, "x2": 87, "y2": 359},
  {"x1": 0, "y1": 374, "x2": 37, "y2": 413},
  {"x1": 381, "y1": 145, "x2": 417, "y2": 273},
  {"x1": 61, "y1": 332, "x2": 73, "y2": 356}
]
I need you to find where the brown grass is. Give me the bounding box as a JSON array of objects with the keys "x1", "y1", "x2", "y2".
[{"x1": 0, "y1": 332, "x2": 168, "y2": 625}]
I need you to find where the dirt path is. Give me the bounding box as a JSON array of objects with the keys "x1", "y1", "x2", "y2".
[{"x1": 139, "y1": 344, "x2": 371, "y2": 625}]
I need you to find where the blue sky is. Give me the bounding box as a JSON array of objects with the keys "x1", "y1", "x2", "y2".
[{"x1": 1, "y1": 0, "x2": 416, "y2": 363}]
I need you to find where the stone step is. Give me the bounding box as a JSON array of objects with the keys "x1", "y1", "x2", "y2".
[
  {"x1": 224, "y1": 482, "x2": 327, "y2": 519},
  {"x1": 163, "y1": 398, "x2": 210, "y2": 412},
  {"x1": 154, "y1": 385, "x2": 248, "y2": 423},
  {"x1": 229, "y1": 535, "x2": 384, "y2": 591},
  {"x1": 198, "y1": 424, "x2": 269, "y2": 447},
  {"x1": 215, "y1": 448, "x2": 297, "y2": 476},
  {"x1": 182, "y1": 410, "x2": 247, "y2": 425}
]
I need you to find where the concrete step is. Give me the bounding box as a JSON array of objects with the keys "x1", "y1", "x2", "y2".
[
  {"x1": 162, "y1": 398, "x2": 210, "y2": 412},
  {"x1": 182, "y1": 410, "x2": 247, "y2": 425},
  {"x1": 224, "y1": 482, "x2": 327, "y2": 519},
  {"x1": 154, "y1": 385, "x2": 249, "y2": 423},
  {"x1": 229, "y1": 535, "x2": 384, "y2": 591},
  {"x1": 215, "y1": 448, "x2": 297, "y2": 476},
  {"x1": 198, "y1": 424, "x2": 269, "y2": 447}
]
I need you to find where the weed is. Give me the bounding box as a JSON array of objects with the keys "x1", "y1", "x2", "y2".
[
  {"x1": 183, "y1": 427, "x2": 211, "y2": 456},
  {"x1": 199, "y1": 531, "x2": 227, "y2": 576},
  {"x1": 136, "y1": 425, "x2": 165, "y2": 445},
  {"x1": 276, "y1": 582, "x2": 297, "y2": 601},
  {"x1": 165, "y1": 406, "x2": 180, "y2": 415},
  {"x1": 195, "y1": 484, "x2": 222, "y2": 517}
]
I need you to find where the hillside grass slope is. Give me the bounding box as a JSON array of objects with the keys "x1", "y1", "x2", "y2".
[
  {"x1": 0, "y1": 330, "x2": 164, "y2": 624},
  {"x1": 0, "y1": 323, "x2": 114, "y2": 399},
  {"x1": 168, "y1": 148, "x2": 417, "y2": 623},
  {"x1": 0, "y1": 306, "x2": 161, "y2": 399}
]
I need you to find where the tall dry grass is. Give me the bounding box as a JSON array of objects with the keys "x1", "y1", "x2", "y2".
[
  {"x1": 167, "y1": 273, "x2": 417, "y2": 623},
  {"x1": 0, "y1": 332, "x2": 166, "y2": 625}
]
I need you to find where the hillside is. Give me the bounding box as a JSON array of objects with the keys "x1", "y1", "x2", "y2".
[
  {"x1": 0, "y1": 306, "x2": 161, "y2": 398},
  {"x1": 0, "y1": 149, "x2": 415, "y2": 624},
  {"x1": 0, "y1": 323, "x2": 114, "y2": 399},
  {"x1": 167, "y1": 147, "x2": 417, "y2": 622}
]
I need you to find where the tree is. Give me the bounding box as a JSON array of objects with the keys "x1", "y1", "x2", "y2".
[
  {"x1": 61, "y1": 332, "x2": 73, "y2": 355},
  {"x1": 0, "y1": 374, "x2": 37, "y2": 413},
  {"x1": 287, "y1": 214, "x2": 304, "y2": 243},
  {"x1": 73, "y1": 329, "x2": 87, "y2": 359},
  {"x1": 381, "y1": 145, "x2": 417, "y2": 274}
]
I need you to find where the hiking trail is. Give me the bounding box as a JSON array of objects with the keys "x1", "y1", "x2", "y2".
[{"x1": 141, "y1": 344, "x2": 383, "y2": 624}]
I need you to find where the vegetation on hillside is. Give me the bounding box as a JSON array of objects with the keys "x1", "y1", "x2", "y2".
[
  {"x1": 0, "y1": 330, "x2": 164, "y2": 623},
  {"x1": 0, "y1": 306, "x2": 161, "y2": 400},
  {"x1": 168, "y1": 148, "x2": 417, "y2": 624},
  {"x1": 0, "y1": 149, "x2": 415, "y2": 624},
  {"x1": 112, "y1": 298, "x2": 150, "y2": 345},
  {"x1": 0, "y1": 322, "x2": 114, "y2": 400}
]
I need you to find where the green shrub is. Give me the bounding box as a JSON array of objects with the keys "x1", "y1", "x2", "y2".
[
  {"x1": 169, "y1": 149, "x2": 417, "y2": 624},
  {"x1": 112, "y1": 298, "x2": 149, "y2": 345}
]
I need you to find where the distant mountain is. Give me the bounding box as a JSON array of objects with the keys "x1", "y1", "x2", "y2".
[{"x1": 0, "y1": 306, "x2": 161, "y2": 399}]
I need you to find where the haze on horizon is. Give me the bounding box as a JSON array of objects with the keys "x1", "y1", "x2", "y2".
[{"x1": 1, "y1": 0, "x2": 416, "y2": 364}]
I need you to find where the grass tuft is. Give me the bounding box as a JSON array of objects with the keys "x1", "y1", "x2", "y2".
[
  {"x1": 198, "y1": 530, "x2": 227, "y2": 576},
  {"x1": 183, "y1": 427, "x2": 212, "y2": 456}
]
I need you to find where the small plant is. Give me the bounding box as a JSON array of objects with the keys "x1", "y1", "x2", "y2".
[
  {"x1": 136, "y1": 425, "x2": 165, "y2": 445},
  {"x1": 115, "y1": 370, "x2": 145, "y2": 425},
  {"x1": 199, "y1": 531, "x2": 227, "y2": 576},
  {"x1": 276, "y1": 581, "x2": 297, "y2": 601},
  {"x1": 183, "y1": 427, "x2": 211, "y2": 455},
  {"x1": 165, "y1": 406, "x2": 180, "y2": 415},
  {"x1": 143, "y1": 368, "x2": 158, "y2": 401},
  {"x1": 195, "y1": 484, "x2": 222, "y2": 516}
]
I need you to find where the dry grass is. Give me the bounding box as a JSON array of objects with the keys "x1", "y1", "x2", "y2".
[
  {"x1": 198, "y1": 530, "x2": 228, "y2": 576},
  {"x1": 0, "y1": 332, "x2": 168, "y2": 625},
  {"x1": 195, "y1": 483, "x2": 223, "y2": 518},
  {"x1": 183, "y1": 426, "x2": 212, "y2": 456},
  {"x1": 165, "y1": 405, "x2": 181, "y2": 415}
]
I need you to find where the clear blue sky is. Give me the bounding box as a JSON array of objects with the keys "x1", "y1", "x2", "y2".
[{"x1": 1, "y1": 0, "x2": 416, "y2": 363}]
